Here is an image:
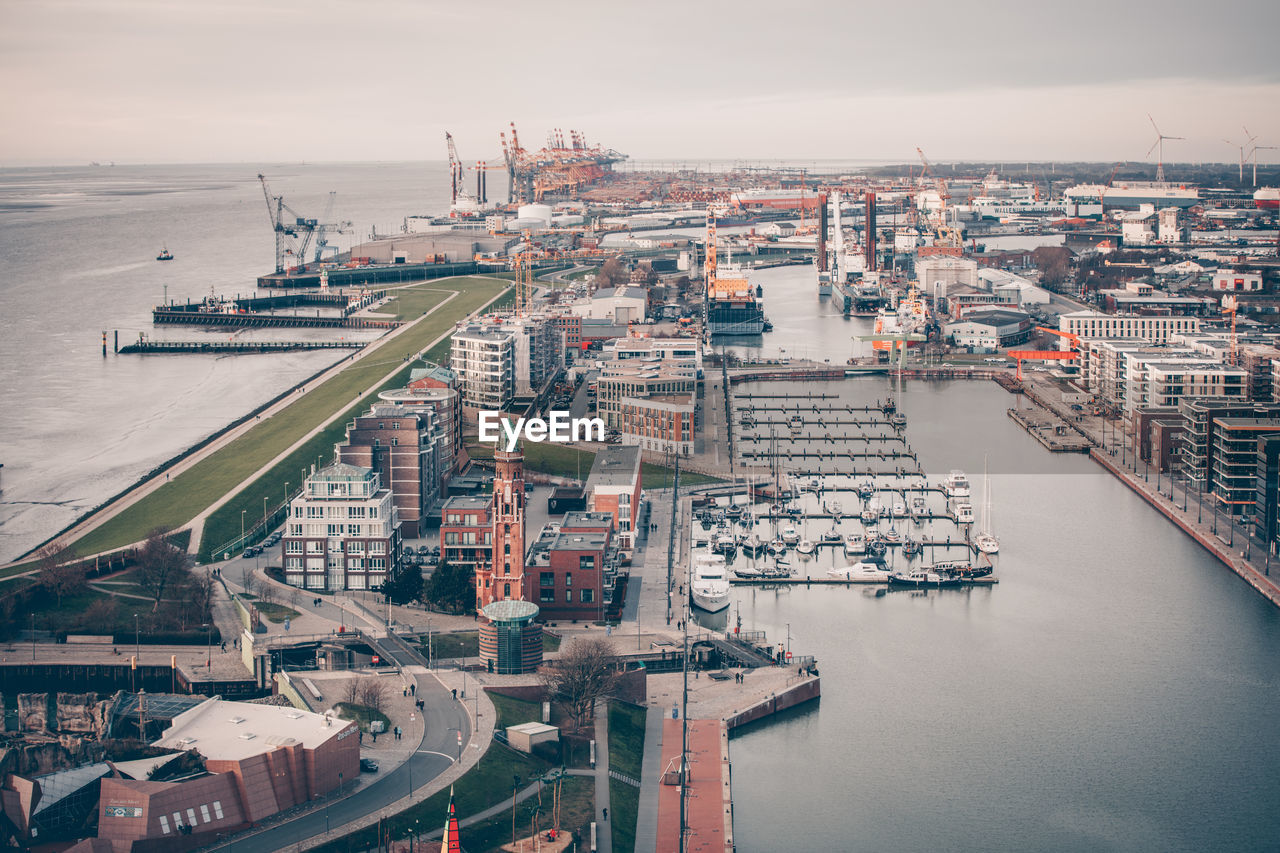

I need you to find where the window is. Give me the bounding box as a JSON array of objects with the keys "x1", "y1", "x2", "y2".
[
  {"x1": 504, "y1": 582, "x2": 511, "y2": 598},
  {"x1": 348, "y1": 524, "x2": 361, "y2": 536},
  {"x1": 392, "y1": 437, "x2": 398, "y2": 446},
  {"x1": 327, "y1": 524, "x2": 343, "y2": 536},
  {"x1": 581, "y1": 589, "x2": 594, "y2": 603},
  {"x1": 504, "y1": 543, "x2": 511, "y2": 555},
  {"x1": 347, "y1": 541, "x2": 364, "y2": 554},
  {"x1": 541, "y1": 590, "x2": 555, "y2": 603},
  {"x1": 369, "y1": 558, "x2": 386, "y2": 570},
  {"x1": 370, "y1": 541, "x2": 386, "y2": 555},
  {"x1": 565, "y1": 573, "x2": 572, "y2": 587},
  {"x1": 566, "y1": 590, "x2": 572, "y2": 602},
  {"x1": 200, "y1": 805, "x2": 211, "y2": 823},
  {"x1": 579, "y1": 555, "x2": 596, "y2": 572},
  {"x1": 212, "y1": 801, "x2": 224, "y2": 819},
  {"x1": 159, "y1": 815, "x2": 170, "y2": 834},
  {"x1": 286, "y1": 557, "x2": 301, "y2": 570},
  {"x1": 541, "y1": 572, "x2": 555, "y2": 587},
  {"x1": 286, "y1": 540, "x2": 303, "y2": 553}
]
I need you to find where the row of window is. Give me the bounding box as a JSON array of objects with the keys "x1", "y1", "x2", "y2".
[
  {"x1": 295, "y1": 505, "x2": 380, "y2": 519},
  {"x1": 285, "y1": 557, "x2": 388, "y2": 570},
  {"x1": 444, "y1": 531, "x2": 493, "y2": 545},
  {"x1": 157, "y1": 801, "x2": 224, "y2": 834},
  {"x1": 540, "y1": 589, "x2": 595, "y2": 603}
]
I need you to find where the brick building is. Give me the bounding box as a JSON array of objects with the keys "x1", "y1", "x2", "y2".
[
  {"x1": 476, "y1": 448, "x2": 529, "y2": 610},
  {"x1": 94, "y1": 698, "x2": 358, "y2": 853},
  {"x1": 585, "y1": 445, "x2": 643, "y2": 553},
  {"x1": 527, "y1": 512, "x2": 619, "y2": 620},
  {"x1": 337, "y1": 405, "x2": 447, "y2": 538},
  {"x1": 440, "y1": 495, "x2": 492, "y2": 573}
]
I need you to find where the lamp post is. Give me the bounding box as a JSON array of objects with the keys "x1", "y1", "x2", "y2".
[
  {"x1": 241, "y1": 509, "x2": 247, "y2": 549},
  {"x1": 30, "y1": 613, "x2": 35, "y2": 661},
  {"x1": 135, "y1": 613, "x2": 140, "y2": 660},
  {"x1": 204, "y1": 623, "x2": 211, "y2": 670},
  {"x1": 263, "y1": 495, "x2": 269, "y2": 528}
]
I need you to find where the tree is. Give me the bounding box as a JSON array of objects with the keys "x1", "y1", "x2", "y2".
[
  {"x1": 386, "y1": 563, "x2": 424, "y2": 605},
  {"x1": 1033, "y1": 246, "x2": 1073, "y2": 292},
  {"x1": 136, "y1": 529, "x2": 193, "y2": 612},
  {"x1": 343, "y1": 679, "x2": 360, "y2": 704},
  {"x1": 596, "y1": 256, "x2": 628, "y2": 289},
  {"x1": 356, "y1": 677, "x2": 389, "y2": 713},
  {"x1": 37, "y1": 543, "x2": 84, "y2": 606},
  {"x1": 541, "y1": 636, "x2": 619, "y2": 731},
  {"x1": 426, "y1": 561, "x2": 475, "y2": 614}
]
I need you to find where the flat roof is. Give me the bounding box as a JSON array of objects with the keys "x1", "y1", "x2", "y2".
[
  {"x1": 443, "y1": 495, "x2": 490, "y2": 511},
  {"x1": 562, "y1": 511, "x2": 613, "y2": 529},
  {"x1": 552, "y1": 531, "x2": 608, "y2": 551},
  {"x1": 152, "y1": 698, "x2": 353, "y2": 762},
  {"x1": 586, "y1": 445, "x2": 642, "y2": 488}
]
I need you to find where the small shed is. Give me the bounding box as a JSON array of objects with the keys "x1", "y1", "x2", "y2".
[{"x1": 506, "y1": 722, "x2": 560, "y2": 753}]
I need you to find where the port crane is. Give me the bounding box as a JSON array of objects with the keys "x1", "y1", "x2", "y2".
[
  {"x1": 1007, "y1": 326, "x2": 1081, "y2": 380},
  {"x1": 257, "y1": 174, "x2": 352, "y2": 274},
  {"x1": 916, "y1": 147, "x2": 962, "y2": 249}
]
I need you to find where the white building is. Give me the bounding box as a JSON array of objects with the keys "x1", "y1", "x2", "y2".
[
  {"x1": 977, "y1": 268, "x2": 1052, "y2": 307},
  {"x1": 451, "y1": 323, "x2": 515, "y2": 409},
  {"x1": 1158, "y1": 207, "x2": 1185, "y2": 243},
  {"x1": 283, "y1": 463, "x2": 402, "y2": 592},
  {"x1": 602, "y1": 337, "x2": 703, "y2": 376},
  {"x1": 571, "y1": 286, "x2": 648, "y2": 323},
  {"x1": 1058, "y1": 312, "x2": 1201, "y2": 347},
  {"x1": 1120, "y1": 211, "x2": 1155, "y2": 246},
  {"x1": 915, "y1": 255, "x2": 978, "y2": 298},
  {"x1": 1212, "y1": 269, "x2": 1263, "y2": 292}
]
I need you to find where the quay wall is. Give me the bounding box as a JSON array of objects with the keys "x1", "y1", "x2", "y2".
[
  {"x1": 724, "y1": 675, "x2": 820, "y2": 730},
  {"x1": 1090, "y1": 450, "x2": 1280, "y2": 608}
]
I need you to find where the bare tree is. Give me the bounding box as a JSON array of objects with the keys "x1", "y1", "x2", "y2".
[
  {"x1": 258, "y1": 582, "x2": 278, "y2": 606},
  {"x1": 288, "y1": 587, "x2": 301, "y2": 609},
  {"x1": 541, "y1": 636, "x2": 619, "y2": 731},
  {"x1": 135, "y1": 529, "x2": 191, "y2": 612},
  {"x1": 185, "y1": 570, "x2": 214, "y2": 624},
  {"x1": 240, "y1": 565, "x2": 258, "y2": 599},
  {"x1": 342, "y1": 679, "x2": 360, "y2": 704},
  {"x1": 37, "y1": 543, "x2": 85, "y2": 606},
  {"x1": 356, "y1": 677, "x2": 390, "y2": 713}
]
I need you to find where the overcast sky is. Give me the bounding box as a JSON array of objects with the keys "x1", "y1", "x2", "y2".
[{"x1": 2, "y1": 0, "x2": 1277, "y2": 166}]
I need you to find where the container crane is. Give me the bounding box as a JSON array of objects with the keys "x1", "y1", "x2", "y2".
[{"x1": 258, "y1": 174, "x2": 350, "y2": 275}]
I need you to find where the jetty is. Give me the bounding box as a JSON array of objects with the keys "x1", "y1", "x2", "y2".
[{"x1": 118, "y1": 339, "x2": 367, "y2": 355}]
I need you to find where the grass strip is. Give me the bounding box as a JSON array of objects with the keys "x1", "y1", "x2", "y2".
[{"x1": 607, "y1": 701, "x2": 646, "y2": 853}]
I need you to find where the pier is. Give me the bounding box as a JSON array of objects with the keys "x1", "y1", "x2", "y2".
[
  {"x1": 1007, "y1": 407, "x2": 1092, "y2": 452},
  {"x1": 118, "y1": 339, "x2": 368, "y2": 354},
  {"x1": 152, "y1": 290, "x2": 399, "y2": 329}
]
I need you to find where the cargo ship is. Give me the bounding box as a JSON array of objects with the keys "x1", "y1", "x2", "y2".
[
  {"x1": 1255, "y1": 187, "x2": 1280, "y2": 210},
  {"x1": 704, "y1": 210, "x2": 766, "y2": 336},
  {"x1": 1062, "y1": 181, "x2": 1199, "y2": 210},
  {"x1": 871, "y1": 285, "x2": 928, "y2": 354}
]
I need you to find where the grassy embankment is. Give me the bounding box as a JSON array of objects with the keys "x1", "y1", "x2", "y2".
[
  {"x1": 467, "y1": 442, "x2": 721, "y2": 488},
  {"x1": 607, "y1": 701, "x2": 647, "y2": 853},
  {"x1": 308, "y1": 691, "x2": 586, "y2": 853},
  {"x1": 61, "y1": 277, "x2": 508, "y2": 562}
]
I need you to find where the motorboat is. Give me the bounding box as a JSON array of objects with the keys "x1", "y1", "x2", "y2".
[
  {"x1": 888, "y1": 568, "x2": 964, "y2": 588},
  {"x1": 819, "y1": 530, "x2": 843, "y2": 546},
  {"x1": 865, "y1": 537, "x2": 888, "y2": 558},
  {"x1": 691, "y1": 554, "x2": 731, "y2": 611},
  {"x1": 156, "y1": 247, "x2": 173, "y2": 261},
  {"x1": 843, "y1": 533, "x2": 866, "y2": 556},
  {"x1": 734, "y1": 564, "x2": 763, "y2": 579},
  {"x1": 890, "y1": 413, "x2": 907, "y2": 428},
  {"x1": 911, "y1": 496, "x2": 927, "y2": 517},
  {"x1": 945, "y1": 470, "x2": 971, "y2": 500},
  {"x1": 713, "y1": 533, "x2": 737, "y2": 556},
  {"x1": 781, "y1": 525, "x2": 800, "y2": 545},
  {"x1": 892, "y1": 499, "x2": 907, "y2": 517},
  {"x1": 861, "y1": 500, "x2": 880, "y2": 525},
  {"x1": 881, "y1": 526, "x2": 902, "y2": 544},
  {"x1": 829, "y1": 558, "x2": 891, "y2": 582},
  {"x1": 857, "y1": 482, "x2": 875, "y2": 499},
  {"x1": 796, "y1": 539, "x2": 815, "y2": 556},
  {"x1": 975, "y1": 532, "x2": 1000, "y2": 555},
  {"x1": 902, "y1": 537, "x2": 921, "y2": 558},
  {"x1": 956, "y1": 503, "x2": 975, "y2": 524},
  {"x1": 767, "y1": 537, "x2": 787, "y2": 555}
]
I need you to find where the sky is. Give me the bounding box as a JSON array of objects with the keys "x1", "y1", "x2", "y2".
[{"x1": 1, "y1": 0, "x2": 1278, "y2": 166}]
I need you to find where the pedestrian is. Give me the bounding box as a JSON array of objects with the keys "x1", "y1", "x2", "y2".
[
  {"x1": 403, "y1": 687, "x2": 408, "y2": 697},
  {"x1": 410, "y1": 684, "x2": 416, "y2": 696},
  {"x1": 603, "y1": 808, "x2": 608, "y2": 821},
  {"x1": 221, "y1": 641, "x2": 227, "y2": 652}
]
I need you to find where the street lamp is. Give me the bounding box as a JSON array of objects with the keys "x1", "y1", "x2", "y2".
[
  {"x1": 241, "y1": 509, "x2": 247, "y2": 548},
  {"x1": 30, "y1": 613, "x2": 35, "y2": 661},
  {"x1": 134, "y1": 613, "x2": 140, "y2": 660},
  {"x1": 204, "y1": 623, "x2": 211, "y2": 670}
]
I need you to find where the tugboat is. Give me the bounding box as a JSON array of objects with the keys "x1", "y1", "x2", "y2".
[{"x1": 156, "y1": 247, "x2": 174, "y2": 261}]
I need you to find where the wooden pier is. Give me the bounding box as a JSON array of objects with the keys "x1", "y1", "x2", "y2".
[
  {"x1": 152, "y1": 310, "x2": 398, "y2": 330},
  {"x1": 1007, "y1": 408, "x2": 1092, "y2": 452}
]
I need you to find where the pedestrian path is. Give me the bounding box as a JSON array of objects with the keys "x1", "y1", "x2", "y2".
[
  {"x1": 594, "y1": 702, "x2": 613, "y2": 853},
  {"x1": 633, "y1": 705, "x2": 666, "y2": 853}
]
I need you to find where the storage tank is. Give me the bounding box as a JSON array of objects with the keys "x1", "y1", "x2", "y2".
[{"x1": 517, "y1": 204, "x2": 553, "y2": 226}]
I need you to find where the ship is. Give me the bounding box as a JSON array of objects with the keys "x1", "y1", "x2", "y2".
[
  {"x1": 1062, "y1": 181, "x2": 1199, "y2": 211},
  {"x1": 704, "y1": 210, "x2": 765, "y2": 336},
  {"x1": 870, "y1": 285, "x2": 928, "y2": 354},
  {"x1": 156, "y1": 247, "x2": 173, "y2": 261},
  {"x1": 1255, "y1": 187, "x2": 1280, "y2": 210}
]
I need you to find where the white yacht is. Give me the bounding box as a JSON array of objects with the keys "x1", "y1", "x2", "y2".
[
  {"x1": 796, "y1": 539, "x2": 815, "y2": 556},
  {"x1": 843, "y1": 533, "x2": 866, "y2": 556},
  {"x1": 956, "y1": 502, "x2": 975, "y2": 524},
  {"x1": 781, "y1": 525, "x2": 801, "y2": 545},
  {"x1": 828, "y1": 558, "x2": 892, "y2": 582},
  {"x1": 975, "y1": 457, "x2": 1000, "y2": 555},
  {"x1": 945, "y1": 470, "x2": 971, "y2": 500},
  {"x1": 691, "y1": 554, "x2": 731, "y2": 612},
  {"x1": 892, "y1": 498, "x2": 907, "y2": 517}
]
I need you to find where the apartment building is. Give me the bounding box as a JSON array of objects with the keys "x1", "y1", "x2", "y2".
[
  {"x1": 337, "y1": 404, "x2": 447, "y2": 538},
  {"x1": 585, "y1": 445, "x2": 642, "y2": 553},
  {"x1": 595, "y1": 362, "x2": 697, "y2": 431},
  {"x1": 451, "y1": 323, "x2": 515, "y2": 410},
  {"x1": 281, "y1": 464, "x2": 401, "y2": 592},
  {"x1": 440, "y1": 495, "x2": 492, "y2": 573},
  {"x1": 1059, "y1": 312, "x2": 1201, "y2": 346}
]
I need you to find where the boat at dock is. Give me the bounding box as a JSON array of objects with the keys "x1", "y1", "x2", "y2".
[
  {"x1": 975, "y1": 457, "x2": 1000, "y2": 555},
  {"x1": 829, "y1": 557, "x2": 892, "y2": 582},
  {"x1": 819, "y1": 530, "x2": 843, "y2": 546},
  {"x1": 945, "y1": 470, "x2": 971, "y2": 499},
  {"x1": 796, "y1": 539, "x2": 815, "y2": 556},
  {"x1": 955, "y1": 502, "x2": 975, "y2": 524},
  {"x1": 767, "y1": 537, "x2": 787, "y2": 555},
  {"x1": 781, "y1": 525, "x2": 800, "y2": 545},
  {"x1": 156, "y1": 247, "x2": 174, "y2": 261},
  {"x1": 691, "y1": 554, "x2": 731, "y2": 612},
  {"x1": 741, "y1": 533, "x2": 765, "y2": 556},
  {"x1": 888, "y1": 567, "x2": 964, "y2": 588},
  {"x1": 844, "y1": 533, "x2": 866, "y2": 556},
  {"x1": 861, "y1": 500, "x2": 880, "y2": 525},
  {"x1": 713, "y1": 533, "x2": 738, "y2": 557}
]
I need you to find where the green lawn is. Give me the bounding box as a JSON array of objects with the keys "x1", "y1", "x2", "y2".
[
  {"x1": 468, "y1": 442, "x2": 720, "y2": 488},
  {"x1": 459, "y1": 774, "x2": 593, "y2": 852},
  {"x1": 309, "y1": 689, "x2": 553, "y2": 853},
  {"x1": 424, "y1": 630, "x2": 479, "y2": 660},
  {"x1": 252, "y1": 601, "x2": 301, "y2": 623},
  {"x1": 368, "y1": 287, "x2": 453, "y2": 322},
  {"x1": 607, "y1": 701, "x2": 647, "y2": 853},
  {"x1": 60, "y1": 276, "x2": 508, "y2": 561}
]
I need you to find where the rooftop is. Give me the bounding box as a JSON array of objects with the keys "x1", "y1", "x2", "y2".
[
  {"x1": 152, "y1": 698, "x2": 353, "y2": 762},
  {"x1": 481, "y1": 599, "x2": 540, "y2": 623},
  {"x1": 561, "y1": 511, "x2": 615, "y2": 530},
  {"x1": 586, "y1": 444, "x2": 642, "y2": 488},
  {"x1": 312, "y1": 462, "x2": 374, "y2": 482},
  {"x1": 443, "y1": 495, "x2": 490, "y2": 513}
]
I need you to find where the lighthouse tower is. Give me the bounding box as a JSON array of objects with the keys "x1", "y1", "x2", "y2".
[{"x1": 477, "y1": 445, "x2": 528, "y2": 610}]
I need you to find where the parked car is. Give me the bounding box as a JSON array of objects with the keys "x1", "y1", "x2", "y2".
[
  {"x1": 360, "y1": 758, "x2": 379, "y2": 773},
  {"x1": 418, "y1": 545, "x2": 431, "y2": 555},
  {"x1": 243, "y1": 546, "x2": 259, "y2": 557}
]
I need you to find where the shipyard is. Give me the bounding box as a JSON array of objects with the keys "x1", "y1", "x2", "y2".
[{"x1": 4, "y1": 4, "x2": 1280, "y2": 853}]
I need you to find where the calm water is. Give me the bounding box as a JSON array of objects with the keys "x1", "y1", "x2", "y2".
[
  {"x1": 699, "y1": 264, "x2": 1280, "y2": 851},
  {"x1": 0, "y1": 162, "x2": 474, "y2": 561}
]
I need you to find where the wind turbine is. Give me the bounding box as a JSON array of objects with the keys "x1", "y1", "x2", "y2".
[
  {"x1": 1224, "y1": 138, "x2": 1246, "y2": 183},
  {"x1": 1250, "y1": 145, "x2": 1278, "y2": 188},
  {"x1": 1146, "y1": 114, "x2": 1184, "y2": 182}
]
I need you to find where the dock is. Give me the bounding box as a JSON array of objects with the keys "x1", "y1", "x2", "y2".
[
  {"x1": 152, "y1": 290, "x2": 399, "y2": 330},
  {"x1": 1007, "y1": 407, "x2": 1092, "y2": 452},
  {"x1": 118, "y1": 339, "x2": 367, "y2": 354}
]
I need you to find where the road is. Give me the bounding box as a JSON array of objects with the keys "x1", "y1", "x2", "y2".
[{"x1": 208, "y1": 632, "x2": 470, "y2": 853}]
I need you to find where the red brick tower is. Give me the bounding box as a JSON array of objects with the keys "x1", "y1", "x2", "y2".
[{"x1": 477, "y1": 445, "x2": 528, "y2": 609}]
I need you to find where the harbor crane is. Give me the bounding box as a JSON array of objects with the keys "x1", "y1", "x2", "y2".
[{"x1": 257, "y1": 174, "x2": 352, "y2": 274}]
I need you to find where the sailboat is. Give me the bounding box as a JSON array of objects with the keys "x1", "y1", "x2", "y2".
[{"x1": 974, "y1": 456, "x2": 1000, "y2": 555}]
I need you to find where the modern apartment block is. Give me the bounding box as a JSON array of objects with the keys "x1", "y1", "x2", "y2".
[
  {"x1": 595, "y1": 362, "x2": 697, "y2": 431},
  {"x1": 1177, "y1": 401, "x2": 1280, "y2": 494},
  {"x1": 617, "y1": 394, "x2": 695, "y2": 455},
  {"x1": 526, "y1": 512, "x2": 619, "y2": 621},
  {"x1": 1058, "y1": 312, "x2": 1201, "y2": 346},
  {"x1": 1210, "y1": 418, "x2": 1280, "y2": 518},
  {"x1": 440, "y1": 495, "x2": 492, "y2": 573},
  {"x1": 337, "y1": 404, "x2": 448, "y2": 538},
  {"x1": 282, "y1": 463, "x2": 402, "y2": 592},
  {"x1": 378, "y1": 362, "x2": 464, "y2": 479},
  {"x1": 451, "y1": 323, "x2": 515, "y2": 410}
]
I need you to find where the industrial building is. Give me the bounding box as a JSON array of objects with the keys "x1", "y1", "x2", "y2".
[
  {"x1": 944, "y1": 309, "x2": 1033, "y2": 351},
  {"x1": 281, "y1": 463, "x2": 402, "y2": 592},
  {"x1": 570, "y1": 286, "x2": 648, "y2": 324}
]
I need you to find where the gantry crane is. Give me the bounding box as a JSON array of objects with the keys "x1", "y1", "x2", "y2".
[
  {"x1": 257, "y1": 174, "x2": 352, "y2": 274},
  {"x1": 1007, "y1": 326, "x2": 1082, "y2": 380},
  {"x1": 916, "y1": 147, "x2": 962, "y2": 248}
]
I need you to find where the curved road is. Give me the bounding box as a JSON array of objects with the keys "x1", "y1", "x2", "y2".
[{"x1": 209, "y1": 633, "x2": 470, "y2": 853}]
